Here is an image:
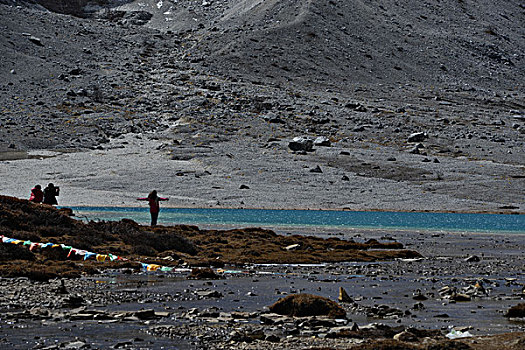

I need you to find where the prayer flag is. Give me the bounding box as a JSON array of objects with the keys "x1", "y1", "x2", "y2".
[{"x1": 96, "y1": 254, "x2": 107, "y2": 262}]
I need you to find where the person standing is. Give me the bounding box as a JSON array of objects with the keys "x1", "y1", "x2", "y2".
[
  {"x1": 42, "y1": 183, "x2": 60, "y2": 205},
  {"x1": 137, "y1": 190, "x2": 169, "y2": 226},
  {"x1": 29, "y1": 184, "x2": 43, "y2": 203}
]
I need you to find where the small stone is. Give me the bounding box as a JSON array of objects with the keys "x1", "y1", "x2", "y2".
[
  {"x1": 393, "y1": 330, "x2": 418, "y2": 342},
  {"x1": 29, "y1": 36, "x2": 43, "y2": 46},
  {"x1": 310, "y1": 165, "x2": 323, "y2": 173},
  {"x1": 464, "y1": 255, "x2": 481, "y2": 262},
  {"x1": 451, "y1": 293, "x2": 471, "y2": 302},
  {"x1": 195, "y1": 290, "x2": 223, "y2": 298},
  {"x1": 265, "y1": 334, "x2": 280, "y2": 342},
  {"x1": 69, "y1": 67, "x2": 82, "y2": 75},
  {"x1": 134, "y1": 309, "x2": 156, "y2": 320},
  {"x1": 408, "y1": 132, "x2": 428, "y2": 142},
  {"x1": 409, "y1": 147, "x2": 420, "y2": 154},
  {"x1": 285, "y1": 244, "x2": 301, "y2": 251},
  {"x1": 314, "y1": 136, "x2": 331, "y2": 146}
]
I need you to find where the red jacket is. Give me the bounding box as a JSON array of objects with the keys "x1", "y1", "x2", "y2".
[
  {"x1": 138, "y1": 196, "x2": 168, "y2": 213},
  {"x1": 29, "y1": 187, "x2": 44, "y2": 203}
]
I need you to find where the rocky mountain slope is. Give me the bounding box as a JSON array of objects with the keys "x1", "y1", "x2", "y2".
[{"x1": 0, "y1": 0, "x2": 523, "y2": 211}]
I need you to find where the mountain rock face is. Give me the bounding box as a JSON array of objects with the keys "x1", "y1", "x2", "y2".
[
  {"x1": 35, "y1": 0, "x2": 90, "y2": 15},
  {"x1": 11, "y1": 0, "x2": 524, "y2": 89},
  {"x1": 189, "y1": 0, "x2": 524, "y2": 90}
]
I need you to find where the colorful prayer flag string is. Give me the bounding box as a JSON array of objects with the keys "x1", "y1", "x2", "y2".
[{"x1": 0, "y1": 235, "x2": 174, "y2": 273}]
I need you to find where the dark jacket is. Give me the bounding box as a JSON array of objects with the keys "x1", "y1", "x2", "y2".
[{"x1": 43, "y1": 186, "x2": 59, "y2": 205}]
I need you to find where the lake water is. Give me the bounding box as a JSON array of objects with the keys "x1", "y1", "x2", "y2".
[{"x1": 67, "y1": 207, "x2": 525, "y2": 234}]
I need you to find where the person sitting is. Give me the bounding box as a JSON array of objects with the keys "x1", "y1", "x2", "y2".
[
  {"x1": 29, "y1": 184, "x2": 43, "y2": 203},
  {"x1": 43, "y1": 183, "x2": 60, "y2": 205}
]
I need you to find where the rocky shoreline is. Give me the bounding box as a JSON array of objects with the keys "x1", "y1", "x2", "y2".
[{"x1": 1, "y1": 196, "x2": 524, "y2": 349}]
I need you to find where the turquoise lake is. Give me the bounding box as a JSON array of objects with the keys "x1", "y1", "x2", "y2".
[{"x1": 67, "y1": 207, "x2": 525, "y2": 234}]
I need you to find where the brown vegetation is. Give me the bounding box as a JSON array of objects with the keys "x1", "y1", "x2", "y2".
[
  {"x1": 505, "y1": 303, "x2": 525, "y2": 318},
  {"x1": 269, "y1": 293, "x2": 347, "y2": 318},
  {"x1": 0, "y1": 195, "x2": 421, "y2": 279}
]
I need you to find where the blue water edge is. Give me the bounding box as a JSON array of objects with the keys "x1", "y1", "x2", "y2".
[{"x1": 66, "y1": 207, "x2": 525, "y2": 234}]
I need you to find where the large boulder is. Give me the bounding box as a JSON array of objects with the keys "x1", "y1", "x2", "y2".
[
  {"x1": 269, "y1": 293, "x2": 346, "y2": 318},
  {"x1": 288, "y1": 137, "x2": 314, "y2": 152}
]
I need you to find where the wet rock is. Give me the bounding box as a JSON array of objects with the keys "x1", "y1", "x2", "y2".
[
  {"x1": 134, "y1": 309, "x2": 156, "y2": 320},
  {"x1": 70, "y1": 313, "x2": 97, "y2": 321},
  {"x1": 366, "y1": 304, "x2": 404, "y2": 318},
  {"x1": 112, "y1": 341, "x2": 133, "y2": 348},
  {"x1": 268, "y1": 293, "x2": 346, "y2": 318},
  {"x1": 231, "y1": 311, "x2": 258, "y2": 319},
  {"x1": 297, "y1": 316, "x2": 344, "y2": 328},
  {"x1": 61, "y1": 340, "x2": 89, "y2": 349},
  {"x1": 188, "y1": 267, "x2": 221, "y2": 279},
  {"x1": 195, "y1": 290, "x2": 223, "y2": 298},
  {"x1": 450, "y1": 292, "x2": 471, "y2": 302},
  {"x1": 393, "y1": 330, "x2": 418, "y2": 342},
  {"x1": 265, "y1": 333, "x2": 281, "y2": 342},
  {"x1": 326, "y1": 325, "x2": 361, "y2": 339},
  {"x1": 412, "y1": 302, "x2": 425, "y2": 310},
  {"x1": 505, "y1": 303, "x2": 525, "y2": 318},
  {"x1": 412, "y1": 289, "x2": 428, "y2": 301},
  {"x1": 260, "y1": 313, "x2": 291, "y2": 325},
  {"x1": 62, "y1": 294, "x2": 85, "y2": 307},
  {"x1": 357, "y1": 323, "x2": 405, "y2": 338}
]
